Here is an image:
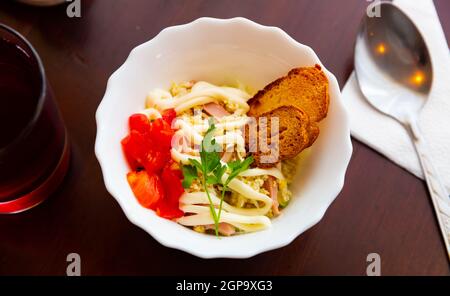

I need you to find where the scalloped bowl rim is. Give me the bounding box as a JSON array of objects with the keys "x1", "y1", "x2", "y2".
[{"x1": 95, "y1": 17, "x2": 352, "y2": 258}]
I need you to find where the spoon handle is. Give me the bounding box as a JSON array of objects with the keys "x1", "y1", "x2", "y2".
[{"x1": 408, "y1": 121, "x2": 450, "y2": 261}]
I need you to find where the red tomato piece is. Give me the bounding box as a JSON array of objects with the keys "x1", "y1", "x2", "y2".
[
  {"x1": 121, "y1": 131, "x2": 152, "y2": 170},
  {"x1": 162, "y1": 108, "x2": 177, "y2": 125},
  {"x1": 122, "y1": 130, "x2": 151, "y2": 166},
  {"x1": 129, "y1": 113, "x2": 151, "y2": 134},
  {"x1": 157, "y1": 202, "x2": 184, "y2": 219},
  {"x1": 122, "y1": 130, "x2": 168, "y2": 173},
  {"x1": 124, "y1": 111, "x2": 181, "y2": 219},
  {"x1": 161, "y1": 165, "x2": 184, "y2": 200},
  {"x1": 121, "y1": 135, "x2": 140, "y2": 170},
  {"x1": 151, "y1": 118, "x2": 174, "y2": 149},
  {"x1": 166, "y1": 160, "x2": 182, "y2": 178},
  {"x1": 143, "y1": 148, "x2": 170, "y2": 174},
  {"x1": 157, "y1": 164, "x2": 184, "y2": 219},
  {"x1": 127, "y1": 171, "x2": 164, "y2": 210}
]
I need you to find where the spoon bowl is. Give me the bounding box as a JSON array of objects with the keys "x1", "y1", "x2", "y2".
[{"x1": 355, "y1": 1, "x2": 432, "y2": 123}]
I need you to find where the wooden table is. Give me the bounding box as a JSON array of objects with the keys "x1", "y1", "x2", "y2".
[{"x1": 1, "y1": 0, "x2": 449, "y2": 276}]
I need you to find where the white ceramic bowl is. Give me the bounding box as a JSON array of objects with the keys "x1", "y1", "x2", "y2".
[{"x1": 95, "y1": 17, "x2": 352, "y2": 258}]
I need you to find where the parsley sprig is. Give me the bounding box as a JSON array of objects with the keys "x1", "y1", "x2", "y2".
[{"x1": 181, "y1": 120, "x2": 253, "y2": 236}]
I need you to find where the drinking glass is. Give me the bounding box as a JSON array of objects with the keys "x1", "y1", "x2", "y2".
[{"x1": 0, "y1": 24, "x2": 70, "y2": 213}]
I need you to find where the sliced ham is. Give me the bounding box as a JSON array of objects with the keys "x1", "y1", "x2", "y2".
[
  {"x1": 205, "y1": 223, "x2": 236, "y2": 236},
  {"x1": 203, "y1": 102, "x2": 230, "y2": 119},
  {"x1": 221, "y1": 151, "x2": 233, "y2": 163},
  {"x1": 264, "y1": 176, "x2": 280, "y2": 216}
]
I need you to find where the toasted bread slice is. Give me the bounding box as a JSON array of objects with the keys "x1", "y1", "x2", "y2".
[
  {"x1": 247, "y1": 106, "x2": 319, "y2": 168},
  {"x1": 248, "y1": 64, "x2": 329, "y2": 123}
]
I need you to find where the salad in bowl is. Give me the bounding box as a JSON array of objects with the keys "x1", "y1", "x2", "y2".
[{"x1": 95, "y1": 17, "x2": 351, "y2": 258}]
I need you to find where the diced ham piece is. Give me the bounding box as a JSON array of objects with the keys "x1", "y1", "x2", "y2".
[
  {"x1": 203, "y1": 102, "x2": 230, "y2": 119},
  {"x1": 264, "y1": 176, "x2": 280, "y2": 216},
  {"x1": 221, "y1": 151, "x2": 233, "y2": 163},
  {"x1": 205, "y1": 223, "x2": 236, "y2": 236}
]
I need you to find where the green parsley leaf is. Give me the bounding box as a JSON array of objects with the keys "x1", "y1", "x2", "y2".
[
  {"x1": 181, "y1": 165, "x2": 198, "y2": 189},
  {"x1": 226, "y1": 156, "x2": 254, "y2": 185},
  {"x1": 189, "y1": 158, "x2": 203, "y2": 173},
  {"x1": 213, "y1": 164, "x2": 227, "y2": 184}
]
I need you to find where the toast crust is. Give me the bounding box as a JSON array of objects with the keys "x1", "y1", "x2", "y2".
[
  {"x1": 248, "y1": 64, "x2": 329, "y2": 123},
  {"x1": 249, "y1": 106, "x2": 319, "y2": 168},
  {"x1": 246, "y1": 65, "x2": 329, "y2": 167}
]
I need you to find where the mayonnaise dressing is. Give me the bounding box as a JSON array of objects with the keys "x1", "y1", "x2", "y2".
[{"x1": 146, "y1": 81, "x2": 251, "y2": 114}]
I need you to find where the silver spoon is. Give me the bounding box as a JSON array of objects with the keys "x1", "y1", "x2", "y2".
[{"x1": 354, "y1": 1, "x2": 450, "y2": 260}]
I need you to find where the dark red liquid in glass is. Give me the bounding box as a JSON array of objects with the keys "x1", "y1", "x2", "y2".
[
  {"x1": 0, "y1": 40, "x2": 39, "y2": 148},
  {"x1": 0, "y1": 26, "x2": 68, "y2": 208}
]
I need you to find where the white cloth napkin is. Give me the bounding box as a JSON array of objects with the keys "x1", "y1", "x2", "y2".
[{"x1": 342, "y1": 0, "x2": 450, "y2": 192}]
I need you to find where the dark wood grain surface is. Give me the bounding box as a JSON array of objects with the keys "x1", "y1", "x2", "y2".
[{"x1": 0, "y1": 0, "x2": 449, "y2": 276}]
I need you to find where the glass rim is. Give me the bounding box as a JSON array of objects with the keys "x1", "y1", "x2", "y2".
[{"x1": 0, "y1": 23, "x2": 47, "y2": 155}]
